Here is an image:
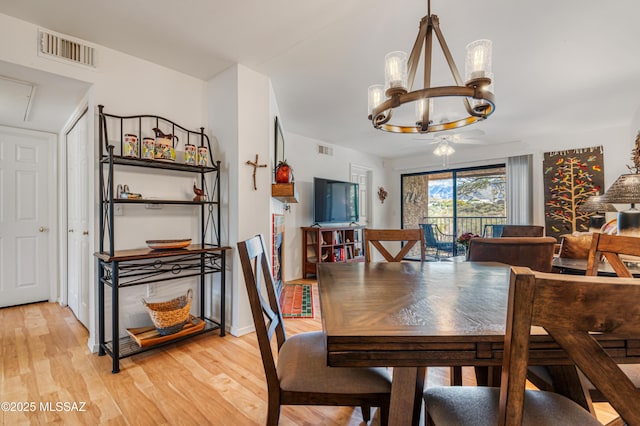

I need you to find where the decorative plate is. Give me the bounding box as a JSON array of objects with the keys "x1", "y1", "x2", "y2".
[{"x1": 146, "y1": 239, "x2": 192, "y2": 250}]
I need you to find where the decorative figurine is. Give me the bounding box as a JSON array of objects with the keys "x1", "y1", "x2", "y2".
[
  {"x1": 193, "y1": 182, "x2": 206, "y2": 202},
  {"x1": 378, "y1": 186, "x2": 388, "y2": 204}
]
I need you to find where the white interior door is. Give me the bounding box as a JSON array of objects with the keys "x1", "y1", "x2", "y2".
[
  {"x1": 66, "y1": 110, "x2": 90, "y2": 327},
  {"x1": 0, "y1": 126, "x2": 55, "y2": 307},
  {"x1": 350, "y1": 164, "x2": 371, "y2": 226}
]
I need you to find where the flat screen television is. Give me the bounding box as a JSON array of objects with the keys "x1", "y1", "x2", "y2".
[{"x1": 313, "y1": 177, "x2": 359, "y2": 224}]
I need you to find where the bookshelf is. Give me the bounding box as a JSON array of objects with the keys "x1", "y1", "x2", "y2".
[{"x1": 301, "y1": 225, "x2": 365, "y2": 278}]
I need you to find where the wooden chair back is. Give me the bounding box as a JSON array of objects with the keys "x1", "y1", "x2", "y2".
[
  {"x1": 466, "y1": 237, "x2": 557, "y2": 272},
  {"x1": 237, "y1": 235, "x2": 286, "y2": 394},
  {"x1": 502, "y1": 267, "x2": 640, "y2": 425},
  {"x1": 364, "y1": 228, "x2": 425, "y2": 262},
  {"x1": 499, "y1": 225, "x2": 544, "y2": 237},
  {"x1": 586, "y1": 232, "x2": 640, "y2": 277}
]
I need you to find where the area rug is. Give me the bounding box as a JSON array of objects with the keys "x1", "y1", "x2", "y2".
[{"x1": 279, "y1": 284, "x2": 314, "y2": 318}]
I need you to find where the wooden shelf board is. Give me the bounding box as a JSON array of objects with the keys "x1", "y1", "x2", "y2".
[{"x1": 272, "y1": 183, "x2": 298, "y2": 203}]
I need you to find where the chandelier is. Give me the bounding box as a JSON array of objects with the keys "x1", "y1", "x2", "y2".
[{"x1": 367, "y1": 0, "x2": 495, "y2": 134}]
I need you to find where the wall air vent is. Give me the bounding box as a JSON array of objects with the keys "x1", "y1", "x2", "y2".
[
  {"x1": 38, "y1": 29, "x2": 96, "y2": 68},
  {"x1": 318, "y1": 145, "x2": 333, "y2": 156}
]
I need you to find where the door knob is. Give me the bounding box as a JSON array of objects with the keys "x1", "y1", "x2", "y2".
[
  {"x1": 83, "y1": 231, "x2": 89, "y2": 235},
  {"x1": 39, "y1": 226, "x2": 49, "y2": 233}
]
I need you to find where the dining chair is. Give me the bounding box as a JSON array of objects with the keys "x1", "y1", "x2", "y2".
[
  {"x1": 420, "y1": 223, "x2": 455, "y2": 259},
  {"x1": 237, "y1": 235, "x2": 391, "y2": 426},
  {"x1": 462, "y1": 236, "x2": 557, "y2": 387},
  {"x1": 529, "y1": 233, "x2": 640, "y2": 409},
  {"x1": 499, "y1": 224, "x2": 545, "y2": 237},
  {"x1": 424, "y1": 267, "x2": 640, "y2": 425},
  {"x1": 364, "y1": 228, "x2": 425, "y2": 262},
  {"x1": 466, "y1": 237, "x2": 557, "y2": 272}
]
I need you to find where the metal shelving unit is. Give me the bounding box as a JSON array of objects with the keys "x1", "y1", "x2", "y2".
[{"x1": 95, "y1": 105, "x2": 229, "y2": 373}]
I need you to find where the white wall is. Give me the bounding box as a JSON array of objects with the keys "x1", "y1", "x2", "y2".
[
  {"x1": 207, "y1": 64, "x2": 272, "y2": 336},
  {"x1": 0, "y1": 13, "x2": 208, "y2": 349},
  {"x1": 279, "y1": 132, "x2": 388, "y2": 280},
  {"x1": 388, "y1": 124, "x2": 635, "y2": 229}
]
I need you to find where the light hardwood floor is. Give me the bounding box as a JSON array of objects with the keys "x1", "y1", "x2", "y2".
[{"x1": 0, "y1": 282, "x2": 619, "y2": 425}]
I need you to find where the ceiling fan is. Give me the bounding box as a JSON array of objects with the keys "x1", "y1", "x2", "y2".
[
  {"x1": 413, "y1": 129, "x2": 487, "y2": 166},
  {"x1": 412, "y1": 129, "x2": 487, "y2": 145}
]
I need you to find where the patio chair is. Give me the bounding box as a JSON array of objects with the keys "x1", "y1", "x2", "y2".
[
  {"x1": 482, "y1": 224, "x2": 504, "y2": 238},
  {"x1": 237, "y1": 235, "x2": 391, "y2": 425},
  {"x1": 420, "y1": 223, "x2": 456, "y2": 259},
  {"x1": 363, "y1": 228, "x2": 425, "y2": 262},
  {"x1": 424, "y1": 267, "x2": 640, "y2": 425}
]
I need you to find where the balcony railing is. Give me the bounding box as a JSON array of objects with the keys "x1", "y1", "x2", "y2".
[{"x1": 424, "y1": 216, "x2": 507, "y2": 237}]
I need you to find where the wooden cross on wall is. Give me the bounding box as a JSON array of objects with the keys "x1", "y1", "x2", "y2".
[{"x1": 246, "y1": 154, "x2": 267, "y2": 190}]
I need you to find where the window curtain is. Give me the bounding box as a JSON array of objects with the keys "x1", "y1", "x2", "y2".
[{"x1": 506, "y1": 154, "x2": 533, "y2": 224}]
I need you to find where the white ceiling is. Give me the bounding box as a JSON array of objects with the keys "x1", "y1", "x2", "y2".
[{"x1": 1, "y1": 0, "x2": 639, "y2": 157}]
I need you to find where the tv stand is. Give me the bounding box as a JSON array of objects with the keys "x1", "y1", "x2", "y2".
[{"x1": 301, "y1": 225, "x2": 365, "y2": 278}]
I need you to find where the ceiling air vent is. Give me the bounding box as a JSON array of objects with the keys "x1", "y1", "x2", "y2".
[
  {"x1": 318, "y1": 145, "x2": 333, "y2": 156},
  {"x1": 38, "y1": 29, "x2": 96, "y2": 68}
]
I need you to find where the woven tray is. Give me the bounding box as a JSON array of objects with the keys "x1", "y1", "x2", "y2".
[{"x1": 126, "y1": 315, "x2": 205, "y2": 347}]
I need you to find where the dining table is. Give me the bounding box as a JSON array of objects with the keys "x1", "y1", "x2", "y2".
[
  {"x1": 317, "y1": 261, "x2": 640, "y2": 426},
  {"x1": 552, "y1": 256, "x2": 640, "y2": 277}
]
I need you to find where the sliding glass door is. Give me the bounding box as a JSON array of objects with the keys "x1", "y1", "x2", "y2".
[{"x1": 402, "y1": 165, "x2": 506, "y2": 257}]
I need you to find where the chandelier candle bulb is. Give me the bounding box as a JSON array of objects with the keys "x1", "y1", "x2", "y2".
[
  {"x1": 385, "y1": 51, "x2": 408, "y2": 92},
  {"x1": 465, "y1": 39, "x2": 493, "y2": 83},
  {"x1": 415, "y1": 98, "x2": 434, "y2": 124},
  {"x1": 368, "y1": 84, "x2": 385, "y2": 116}
]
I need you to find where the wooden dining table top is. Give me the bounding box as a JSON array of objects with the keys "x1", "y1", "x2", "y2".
[
  {"x1": 318, "y1": 261, "x2": 640, "y2": 425},
  {"x1": 320, "y1": 260, "x2": 507, "y2": 336},
  {"x1": 318, "y1": 261, "x2": 639, "y2": 367}
]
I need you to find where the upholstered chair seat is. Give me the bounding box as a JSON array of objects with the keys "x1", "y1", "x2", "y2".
[
  {"x1": 277, "y1": 331, "x2": 391, "y2": 394},
  {"x1": 424, "y1": 387, "x2": 601, "y2": 426}
]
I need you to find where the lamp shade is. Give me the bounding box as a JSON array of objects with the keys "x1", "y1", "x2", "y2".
[
  {"x1": 577, "y1": 194, "x2": 616, "y2": 213},
  {"x1": 600, "y1": 174, "x2": 640, "y2": 204},
  {"x1": 433, "y1": 141, "x2": 455, "y2": 156},
  {"x1": 600, "y1": 174, "x2": 640, "y2": 236}
]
